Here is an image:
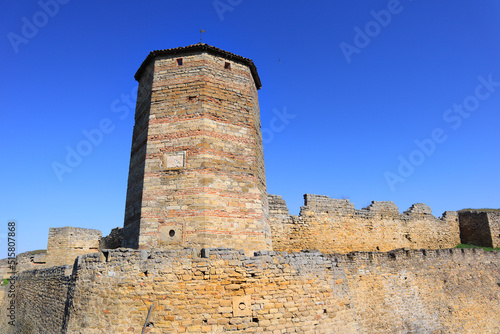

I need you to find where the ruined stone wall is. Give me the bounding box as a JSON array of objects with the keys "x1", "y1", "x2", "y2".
[
  {"x1": 270, "y1": 194, "x2": 460, "y2": 254},
  {"x1": 0, "y1": 265, "x2": 73, "y2": 334},
  {"x1": 1, "y1": 248, "x2": 499, "y2": 333},
  {"x1": 45, "y1": 227, "x2": 101, "y2": 267},
  {"x1": 459, "y1": 211, "x2": 500, "y2": 248},
  {"x1": 64, "y1": 249, "x2": 357, "y2": 333},
  {"x1": 489, "y1": 212, "x2": 500, "y2": 247},
  {"x1": 332, "y1": 248, "x2": 500, "y2": 333},
  {"x1": 0, "y1": 259, "x2": 10, "y2": 308},
  {"x1": 99, "y1": 227, "x2": 123, "y2": 250}
]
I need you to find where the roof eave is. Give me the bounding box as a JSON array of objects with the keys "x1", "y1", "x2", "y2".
[{"x1": 134, "y1": 43, "x2": 262, "y2": 90}]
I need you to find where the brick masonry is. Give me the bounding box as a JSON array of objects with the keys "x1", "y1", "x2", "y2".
[
  {"x1": 269, "y1": 194, "x2": 460, "y2": 254},
  {"x1": 122, "y1": 44, "x2": 271, "y2": 255},
  {"x1": 1, "y1": 248, "x2": 499, "y2": 333}
]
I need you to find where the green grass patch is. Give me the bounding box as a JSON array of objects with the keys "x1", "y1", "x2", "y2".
[
  {"x1": 0, "y1": 279, "x2": 9, "y2": 286},
  {"x1": 458, "y1": 208, "x2": 500, "y2": 213},
  {"x1": 455, "y1": 243, "x2": 500, "y2": 251},
  {"x1": 24, "y1": 249, "x2": 47, "y2": 255}
]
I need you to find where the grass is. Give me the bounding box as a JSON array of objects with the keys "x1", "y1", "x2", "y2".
[
  {"x1": 23, "y1": 249, "x2": 47, "y2": 255},
  {"x1": 0, "y1": 279, "x2": 9, "y2": 286},
  {"x1": 455, "y1": 244, "x2": 500, "y2": 251},
  {"x1": 458, "y1": 208, "x2": 500, "y2": 213}
]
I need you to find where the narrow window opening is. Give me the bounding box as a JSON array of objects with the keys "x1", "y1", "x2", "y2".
[
  {"x1": 102, "y1": 250, "x2": 109, "y2": 262},
  {"x1": 224, "y1": 62, "x2": 231, "y2": 70},
  {"x1": 176, "y1": 58, "x2": 183, "y2": 66}
]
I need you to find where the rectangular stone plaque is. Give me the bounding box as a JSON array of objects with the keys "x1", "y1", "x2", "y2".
[{"x1": 163, "y1": 151, "x2": 186, "y2": 169}]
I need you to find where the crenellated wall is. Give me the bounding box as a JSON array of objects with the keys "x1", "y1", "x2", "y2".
[
  {"x1": 2, "y1": 248, "x2": 499, "y2": 333},
  {"x1": 269, "y1": 194, "x2": 460, "y2": 254}
]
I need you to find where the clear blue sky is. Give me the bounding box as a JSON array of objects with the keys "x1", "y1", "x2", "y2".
[{"x1": 1, "y1": 1, "x2": 500, "y2": 256}]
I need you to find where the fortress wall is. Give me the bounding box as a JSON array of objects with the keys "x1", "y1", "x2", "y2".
[
  {"x1": 45, "y1": 227, "x2": 101, "y2": 266},
  {"x1": 489, "y1": 212, "x2": 500, "y2": 247},
  {"x1": 331, "y1": 248, "x2": 500, "y2": 334},
  {"x1": 0, "y1": 265, "x2": 73, "y2": 334},
  {"x1": 99, "y1": 227, "x2": 123, "y2": 250},
  {"x1": 0, "y1": 259, "x2": 10, "y2": 307},
  {"x1": 64, "y1": 249, "x2": 358, "y2": 333},
  {"x1": 459, "y1": 211, "x2": 500, "y2": 248},
  {"x1": 270, "y1": 194, "x2": 460, "y2": 254},
  {"x1": 1, "y1": 248, "x2": 499, "y2": 333}
]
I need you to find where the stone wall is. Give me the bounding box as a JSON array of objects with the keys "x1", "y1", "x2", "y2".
[
  {"x1": 2, "y1": 248, "x2": 499, "y2": 333},
  {"x1": 331, "y1": 248, "x2": 500, "y2": 333},
  {"x1": 63, "y1": 249, "x2": 358, "y2": 333},
  {"x1": 99, "y1": 227, "x2": 123, "y2": 250},
  {"x1": 0, "y1": 265, "x2": 73, "y2": 334},
  {"x1": 45, "y1": 227, "x2": 101, "y2": 266},
  {"x1": 270, "y1": 194, "x2": 460, "y2": 254},
  {"x1": 122, "y1": 44, "x2": 271, "y2": 255},
  {"x1": 459, "y1": 211, "x2": 500, "y2": 248}
]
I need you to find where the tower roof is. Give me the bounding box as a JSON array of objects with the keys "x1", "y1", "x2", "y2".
[{"x1": 134, "y1": 43, "x2": 262, "y2": 89}]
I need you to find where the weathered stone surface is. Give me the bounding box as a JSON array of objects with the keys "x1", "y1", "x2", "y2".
[
  {"x1": 122, "y1": 44, "x2": 271, "y2": 255},
  {"x1": 45, "y1": 227, "x2": 101, "y2": 267},
  {"x1": 459, "y1": 211, "x2": 500, "y2": 248},
  {"x1": 1, "y1": 248, "x2": 499, "y2": 333},
  {"x1": 270, "y1": 194, "x2": 460, "y2": 254}
]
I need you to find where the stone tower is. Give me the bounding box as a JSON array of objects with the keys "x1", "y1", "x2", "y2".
[{"x1": 121, "y1": 43, "x2": 271, "y2": 254}]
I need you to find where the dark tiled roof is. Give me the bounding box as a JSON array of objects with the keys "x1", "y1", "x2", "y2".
[{"x1": 134, "y1": 43, "x2": 262, "y2": 89}]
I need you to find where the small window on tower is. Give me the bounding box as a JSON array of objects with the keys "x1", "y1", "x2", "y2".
[
  {"x1": 224, "y1": 62, "x2": 231, "y2": 70},
  {"x1": 176, "y1": 58, "x2": 183, "y2": 66}
]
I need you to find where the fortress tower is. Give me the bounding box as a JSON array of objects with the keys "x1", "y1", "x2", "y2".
[{"x1": 121, "y1": 44, "x2": 271, "y2": 254}]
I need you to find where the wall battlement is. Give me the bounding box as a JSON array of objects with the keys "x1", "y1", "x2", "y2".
[
  {"x1": 298, "y1": 194, "x2": 445, "y2": 219},
  {"x1": 269, "y1": 194, "x2": 460, "y2": 253}
]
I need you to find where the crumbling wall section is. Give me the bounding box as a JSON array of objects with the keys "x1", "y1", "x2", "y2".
[
  {"x1": 45, "y1": 227, "x2": 101, "y2": 266},
  {"x1": 270, "y1": 194, "x2": 460, "y2": 254},
  {"x1": 488, "y1": 212, "x2": 500, "y2": 247},
  {"x1": 0, "y1": 265, "x2": 73, "y2": 334},
  {"x1": 100, "y1": 227, "x2": 123, "y2": 250},
  {"x1": 331, "y1": 248, "x2": 500, "y2": 333},
  {"x1": 459, "y1": 211, "x2": 500, "y2": 248}
]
